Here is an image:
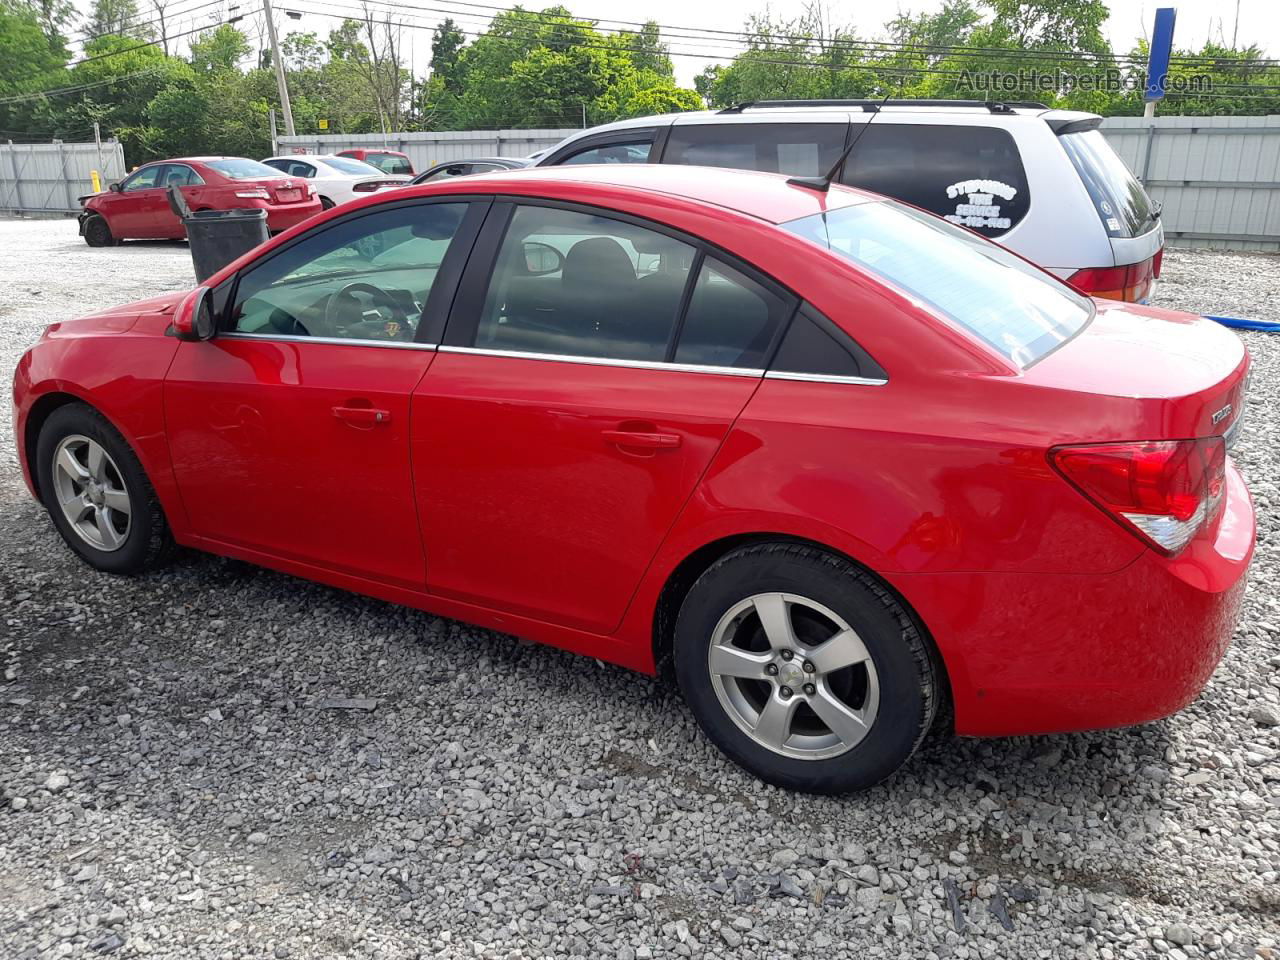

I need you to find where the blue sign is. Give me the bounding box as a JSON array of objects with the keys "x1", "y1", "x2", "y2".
[{"x1": 1145, "y1": 8, "x2": 1178, "y2": 101}]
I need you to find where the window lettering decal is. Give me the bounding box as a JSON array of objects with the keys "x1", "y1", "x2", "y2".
[{"x1": 944, "y1": 179, "x2": 1017, "y2": 231}]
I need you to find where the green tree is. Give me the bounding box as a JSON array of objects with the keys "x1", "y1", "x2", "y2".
[
  {"x1": 430, "y1": 17, "x2": 466, "y2": 94},
  {"x1": 189, "y1": 23, "x2": 251, "y2": 74},
  {"x1": 0, "y1": 5, "x2": 67, "y2": 92},
  {"x1": 86, "y1": 0, "x2": 151, "y2": 40}
]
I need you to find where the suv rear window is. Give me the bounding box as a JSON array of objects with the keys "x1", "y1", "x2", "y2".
[
  {"x1": 1059, "y1": 130, "x2": 1157, "y2": 238},
  {"x1": 840, "y1": 124, "x2": 1029, "y2": 238},
  {"x1": 664, "y1": 123, "x2": 846, "y2": 176},
  {"x1": 783, "y1": 200, "x2": 1092, "y2": 368}
]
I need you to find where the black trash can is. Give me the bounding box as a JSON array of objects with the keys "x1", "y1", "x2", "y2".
[{"x1": 169, "y1": 185, "x2": 270, "y2": 283}]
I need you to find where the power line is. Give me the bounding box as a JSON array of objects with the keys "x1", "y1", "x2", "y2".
[
  {"x1": 71, "y1": 0, "x2": 227, "y2": 45},
  {"x1": 69, "y1": 12, "x2": 255, "y2": 66},
  {"x1": 0, "y1": 66, "x2": 170, "y2": 105}
]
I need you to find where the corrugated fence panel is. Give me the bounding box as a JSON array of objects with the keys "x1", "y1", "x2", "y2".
[
  {"x1": 1100, "y1": 115, "x2": 1280, "y2": 251},
  {"x1": 275, "y1": 129, "x2": 579, "y2": 172},
  {"x1": 0, "y1": 140, "x2": 127, "y2": 215}
]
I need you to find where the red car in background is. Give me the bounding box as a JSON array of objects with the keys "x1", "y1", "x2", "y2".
[
  {"x1": 20, "y1": 165, "x2": 1254, "y2": 792},
  {"x1": 335, "y1": 147, "x2": 415, "y2": 175},
  {"x1": 78, "y1": 157, "x2": 323, "y2": 246}
]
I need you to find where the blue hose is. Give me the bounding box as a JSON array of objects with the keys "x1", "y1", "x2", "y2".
[{"x1": 1204, "y1": 314, "x2": 1280, "y2": 332}]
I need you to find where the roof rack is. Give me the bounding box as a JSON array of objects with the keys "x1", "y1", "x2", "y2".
[{"x1": 717, "y1": 99, "x2": 1050, "y2": 115}]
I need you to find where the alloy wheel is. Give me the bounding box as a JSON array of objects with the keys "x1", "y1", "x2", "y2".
[
  {"x1": 51, "y1": 434, "x2": 132, "y2": 552},
  {"x1": 707, "y1": 592, "x2": 880, "y2": 760}
]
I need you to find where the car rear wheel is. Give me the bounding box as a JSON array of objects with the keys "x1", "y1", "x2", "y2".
[
  {"x1": 35, "y1": 403, "x2": 174, "y2": 575},
  {"x1": 674, "y1": 542, "x2": 939, "y2": 793},
  {"x1": 83, "y1": 214, "x2": 113, "y2": 247}
]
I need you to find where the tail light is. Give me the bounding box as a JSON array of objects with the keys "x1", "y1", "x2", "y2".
[
  {"x1": 1067, "y1": 251, "x2": 1160, "y2": 302},
  {"x1": 235, "y1": 187, "x2": 270, "y2": 200},
  {"x1": 1050, "y1": 437, "x2": 1227, "y2": 555},
  {"x1": 353, "y1": 180, "x2": 396, "y2": 193}
]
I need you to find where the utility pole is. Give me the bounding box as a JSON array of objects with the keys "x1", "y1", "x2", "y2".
[
  {"x1": 262, "y1": 0, "x2": 296, "y2": 137},
  {"x1": 269, "y1": 108, "x2": 278, "y2": 155}
]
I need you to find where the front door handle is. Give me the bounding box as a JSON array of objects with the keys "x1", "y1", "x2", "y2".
[
  {"x1": 601, "y1": 429, "x2": 681, "y2": 450},
  {"x1": 333, "y1": 405, "x2": 391, "y2": 426}
]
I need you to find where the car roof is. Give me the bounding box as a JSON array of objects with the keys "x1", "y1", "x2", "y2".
[
  {"x1": 426, "y1": 163, "x2": 877, "y2": 225},
  {"x1": 552, "y1": 103, "x2": 1097, "y2": 141}
]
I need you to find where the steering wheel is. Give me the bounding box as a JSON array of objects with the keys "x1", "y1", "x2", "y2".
[{"x1": 323, "y1": 281, "x2": 414, "y2": 340}]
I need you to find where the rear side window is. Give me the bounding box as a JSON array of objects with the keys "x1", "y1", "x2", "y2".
[
  {"x1": 325, "y1": 156, "x2": 382, "y2": 176},
  {"x1": 560, "y1": 142, "x2": 652, "y2": 165},
  {"x1": 665, "y1": 123, "x2": 846, "y2": 176},
  {"x1": 673, "y1": 259, "x2": 789, "y2": 369},
  {"x1": 784, "y1": 200, "x2": 1091, "y2": 368},
  {"x1": 476, "y1": 205, "x2": 695, "y2": 362},
  {"x1": 1059, "y1": 130, "x2": 1157, "y2": 238},
  {"x1": 771, "y1": 307, "x2": 886, "y2": 382},
  {"x1": 840, "y1": 124, "x2": 1029, "y2": 238}
]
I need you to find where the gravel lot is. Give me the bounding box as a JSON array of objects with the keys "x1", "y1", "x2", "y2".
[{"x1": 1, "y1": 217, "x2": 1278, "y2": 960}]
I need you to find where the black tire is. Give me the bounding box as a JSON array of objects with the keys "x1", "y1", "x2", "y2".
[
  {"x1": 320, "y1": 196, "x2": 335, "y2": 210},
  {"x1": 83, "y1": 214, "x2": 113, "y2": 247},
  {"x1": 35, "y1": 403, "x2": 174, "y2": 575},
  {"x1": 674, "y1": 542, "x2": 938, "y2": 793}
]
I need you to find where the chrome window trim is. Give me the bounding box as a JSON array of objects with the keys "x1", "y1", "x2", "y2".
[
  {"x1": 220, "y1": 332, "x2": 438, "y2": 351},
  {"x1": 765, "y1": 370, "x2": 888, "y2": 387},
  {"x1": 438, "y1": 344, "x2": 763, "y2": 377}
]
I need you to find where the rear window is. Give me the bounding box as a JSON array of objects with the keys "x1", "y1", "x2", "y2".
[
  {"x1": 783, "y1": 200, "x2": 1092, "y2": 368},
  {"x1": 840, "y1": 124, "x2": 1029, "y2": 238},
  {"x1": 365, "y1": 152, "x2": 413, "y2": 175},
  {"x1": 206, "y1": 158, "x2": 287, "y2": 180},
  {"x1": 1059, "y1": 130, "x2": 1157, "y2": 238},
  {"x1": 664, "y1": 123, "x2": 846, "y2": 176},
  {"x1": 325, "y1": 156, "x2": 383, "y2": 176}
]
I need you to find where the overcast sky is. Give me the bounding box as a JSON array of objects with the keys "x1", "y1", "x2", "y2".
[{"x1": 70, "y1": 0, "x2": 1280, "y2": 89}]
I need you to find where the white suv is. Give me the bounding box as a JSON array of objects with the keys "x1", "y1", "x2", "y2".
[{"x1": 534, "y1": 100, "x2": 1164, "y2": 303}]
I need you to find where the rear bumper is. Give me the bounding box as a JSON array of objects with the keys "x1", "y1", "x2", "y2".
[
  {"x1": 258, "y1": 200, "x2": 322, "y2": 232},
  {"x1": 892, "y1": 462, "x2": 1254, "y2": 737}
]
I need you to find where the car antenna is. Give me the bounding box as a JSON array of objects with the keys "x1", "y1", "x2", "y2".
[{"x1": 787, "y1": 90, "x2": 893, "y2": 193}]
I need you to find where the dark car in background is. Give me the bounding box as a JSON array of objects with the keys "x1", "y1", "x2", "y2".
[
  {"x1": 78, "y1": 157, "x2": 322, "y2": 246},
  {"x1": 409, "y1": 156, "x2": 531, "y2": 185}
]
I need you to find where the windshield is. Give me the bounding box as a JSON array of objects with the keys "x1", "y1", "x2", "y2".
[
  {"x1": 1059, "y1": 130, "x2": 1157, "y2": 238},
  {"x1": 324, "y1": 156, "x2": 384, "y2": 176},
  {"x1": 364, "y1": 152, "x2": 412, "y2": 175},
  {"x1": 783, "y1": 201, "x2": 1093, "y2": 367},
  {"x1": 206, "y1": 158, "x2": 288, "y2": 180}
]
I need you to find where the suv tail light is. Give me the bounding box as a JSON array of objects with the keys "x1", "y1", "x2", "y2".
[
  {"x1": 1050, "y1": 438, "x2": 1226, "y2": 555},
  {"x1": 1067, "y1": 251, "x2": 1160, "y2": 302}
]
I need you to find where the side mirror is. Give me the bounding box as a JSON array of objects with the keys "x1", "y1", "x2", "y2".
[
  {"x1": 108, "y1": 182, "x2": 122, "y2": 193},
  {"x1": 173, "y1": 287, "x2": 217, "y2": 341},
  {"x1": 523, "y1": 241, "x2": 564, "y2": 276}
]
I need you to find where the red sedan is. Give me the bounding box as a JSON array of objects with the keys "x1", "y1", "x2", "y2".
[
  {"x1": 16, "y1": 166, "x2": 1254, "y2": 792},
  {"x1": 78, "y1": 156, "x2": 323, "y2": 246}
]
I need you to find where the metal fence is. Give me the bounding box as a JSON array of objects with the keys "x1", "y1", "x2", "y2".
[
  {"x1": 0, "y1": 139, "x2": 128, "y2": 215},
  {"x1": 275, "y1": 129, "x2": 579, "y2": 171},
  {"x1": 1099, "y1": 115, "x2": 1280, "y2": 252}
]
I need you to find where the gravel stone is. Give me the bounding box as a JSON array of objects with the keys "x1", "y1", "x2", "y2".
[
  {"x1": 2, "y1": 226, "x2": 1279, "y2": 959},
  {"x1": 1249, "y1": 703, "x2": 1280, "y2": 726}
]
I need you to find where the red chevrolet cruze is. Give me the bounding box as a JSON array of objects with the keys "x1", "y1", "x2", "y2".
[
  {"x1": 78, "y1": 156, "x2": 323, "y2": 245},
  {"x1": 15, "y1": 165, "x2": 1254, "y2": 792}
]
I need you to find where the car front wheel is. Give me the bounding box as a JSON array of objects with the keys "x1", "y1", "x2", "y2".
[
  {"x1": 674, "y1": 542, "x2": 940, "y2": 793},
  {"x1": 35, "y1": 403, "x2": 174, "y2": 575},
  {"x1": 83, "y1": 214, "x2": 113, "y2": 247}
]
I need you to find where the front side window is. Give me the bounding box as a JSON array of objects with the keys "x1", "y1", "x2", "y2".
[
  {"x1": 475, "y1": 205, "x2": 694, "y2": 362},
  {"x1": 121, "y1": 166, "x2": 163, "y2": 191},
  {"x1": 664, "y1": 123, "x2": 846, "y2": 176},
  {"x1": 784, "y1": 201, "x2": 1092, "y2": 367},
  {"x1": 207, "y1": 158, "x2": 288, "y2": 181},
  {"x1": 560, "y1": 141, "x2": 652, "y2": 165},
  {"x1": 840, "y1": 124, "x2": 1030, "y2": 238},
  {"x1": 230, "y1": 203, "x2": 468, "y2": 343}
]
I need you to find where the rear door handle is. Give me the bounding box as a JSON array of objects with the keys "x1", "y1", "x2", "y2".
[
  {"x1": 332, "y1": 405, "x2": 391, "y2": 426},
  {"x1": 601, "y1": 429, "x2": 681, "y2": 450}
]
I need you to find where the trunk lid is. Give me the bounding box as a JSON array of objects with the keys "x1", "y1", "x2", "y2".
[{"x1": 1027, "y1": 300, "x2": 1249, "y2": 443}]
